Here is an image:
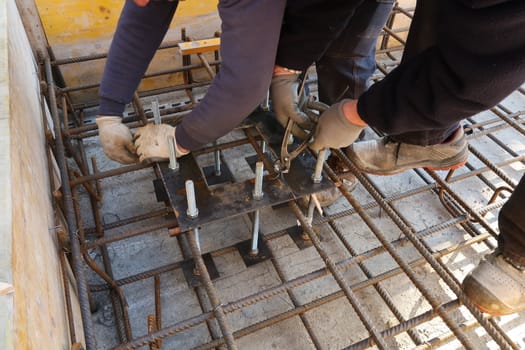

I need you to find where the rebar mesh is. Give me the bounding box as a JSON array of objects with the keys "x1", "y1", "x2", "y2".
[{"x1": 42, "y1": 4, "x2": 525, "y2": 350}]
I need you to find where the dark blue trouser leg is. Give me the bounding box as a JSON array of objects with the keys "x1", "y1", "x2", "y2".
[
  {"x1": 99, "y1": 0, "x2": 178, "y2": 116},
  {"x1": 316, "y1": 0, "x2": 394, "y2": 104}
]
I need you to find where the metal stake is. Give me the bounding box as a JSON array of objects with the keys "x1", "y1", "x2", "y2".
[
  {"x1": 151, "y1": 99, "x2": 161, "y2": 125},
  {"x1": 312, "y1": 148, "x2": 327, "y2": 183},
  {"x1": 168, "y1": 135, "x2": 179, "y2": 171},
  {"x1": 307, "y1": 148, "x2": 327, "y2": 241},
  {"x1": 250, "y1": 210, "x2": 260, "y2": 256},
  {"x1": 253, "y1": 162, "x2": 264, "y2": 200},
  {"x1": 250, "y1": 162, "x2": 264, "y2": 255},
  {"x1": 185, "y1": 179, "x2": 202, "y2": 262},
  {"x1": 260, "y1": 90, "x2": 270, "y2": 111},
  {"x1": 306, "y1": 196, "x2": 316, "y2": 226},
  {"x1": 300, "y1": 195, "x2": 317, "y2": 242},
  {"x1": 214, "y1": 149, "x2": 222, "y2": 176},
  {"x1": 194, "y1": 228, "x2": 201, "y2": 254},
  {"x1": 185, "y1": 180, "x2": 199, "y2": 219}
]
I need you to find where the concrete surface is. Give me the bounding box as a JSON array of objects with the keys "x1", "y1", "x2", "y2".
[
  {"x1": 75, "y1": 79, "x2": 525, "y2": 349},
  {"x1": 65, "y1": 18, "x2": 525, "y2": 350}
]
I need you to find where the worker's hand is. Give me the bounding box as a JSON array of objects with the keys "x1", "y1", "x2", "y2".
[
  {"x1": 310, "y1": 99, "x2": 367, "y2": 151},
  {"x1": 270, "y1": 72, "x2": 314, "y2": 139},
  {"x1": 134, "y1": 123, "x2": 189, "y2": 163},
  {"x1": 96, "y1": 116, "x2": 139, "y2": 164}
]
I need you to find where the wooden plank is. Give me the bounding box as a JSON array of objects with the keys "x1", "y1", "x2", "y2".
[{"x1": 178, "y1": 37, "x2": 220, "y2": 55}]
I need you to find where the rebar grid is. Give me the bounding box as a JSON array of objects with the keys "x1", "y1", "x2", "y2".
[{"x1": 40, "y1": 4, "x2": 525, "y2": 350}]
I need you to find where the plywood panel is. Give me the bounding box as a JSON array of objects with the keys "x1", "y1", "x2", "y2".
[
  {"x1": 3, "y1": 0, "x2": 76, "y2": 348},
  {"x1": 0, "y1": 1, "x2": 13, "y2": 348}
]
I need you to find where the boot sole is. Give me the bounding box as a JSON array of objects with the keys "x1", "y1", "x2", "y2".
[
  {"x1": 462, "y1": 274, "x2": 521, "y2": 316},
  {"x1": 356, "y1": 159, "x2": 467, "y2": 176},
  {"x1": 474, "y1": 303, "x2": 510, "y2": 317},
  {"x1": 425, "y1": 159, "x2": 467, "y2": 171}
]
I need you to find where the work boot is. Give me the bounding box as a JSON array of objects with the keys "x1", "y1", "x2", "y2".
[
  {"x1": 462, "y1": 251, "x2": 525, "y2": 316},
  {"x1": 346, "y1": 127, "x2": 468, "y2": 175}
]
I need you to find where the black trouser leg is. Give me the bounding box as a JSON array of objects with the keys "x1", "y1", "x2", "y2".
[
  {"x1": 389, "y1": 0, "x2": 459, "y2": 146},
  {"x1": 498, "y1": 174, "x2": 525, "y2": 265}
]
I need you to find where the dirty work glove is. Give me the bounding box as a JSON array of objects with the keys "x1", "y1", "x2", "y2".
[
  {"x1": 96, "y1": 116, "x2": 139, "y2": 164},
  {"x1": 134, "y1": 123, "x2": 189, "y2": 163},
  {"x1": 310, "y1": 99, "x2": 366, "y2": 151},
  {"x1": 270, "y1": 73, "x2": 315, "y2": 139}
]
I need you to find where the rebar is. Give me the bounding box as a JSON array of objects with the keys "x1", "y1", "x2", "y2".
[
  {"x1": 325, "y1": 158, "x2": 477, "y2": 349},
  {"x1": 187, "y1": 231, "x2": 238, "y2": 350},
  {"x1": 44, "y1": 56, "x2": 97, "y2": 350},
  {"x1": 289, "y1": 201, "x2": 390, "y2": 350},
  {"x1": 334, "y1": 149, "x2": 518, "y2": 350},
  {"x1": 43, "y1": 9, "x2": 525, "y2": 350},
  {"x1": 56, "y1": 80, "x2": 524, "y2": 350}
]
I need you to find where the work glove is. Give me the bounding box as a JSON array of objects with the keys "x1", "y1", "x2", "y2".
[
  {"x1": 270, "y1": 73, "x2": 315, "y2": 139},
  {"x1": 134, "y1": 123, "x2": 189, "y2": 163},
  {"x1": 96, "y1": 116, "x2": 139, "y2": 164},
  {"x1": 310, "y1": 99, "x2": 365, "y2": 151}
]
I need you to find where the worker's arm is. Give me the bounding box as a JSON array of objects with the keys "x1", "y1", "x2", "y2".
[
  {"x1": 96, "y1": 0, "x2": 178, "y2": 164},
  {"x1": 175, "y1": 0, "x2": 286, "y2": 150},
  {"x1": 271, "y1": 0, "x2": 393, "y2": 140},
  {"x1": 357, "y1": 0, "x2": 525, "y2": 135},
  {"x1": 310, "y1": 0, "x2": 525, "y2": 150},
  {"x1": 98, "y1": 0, "x2": 177, "y2": 117}
]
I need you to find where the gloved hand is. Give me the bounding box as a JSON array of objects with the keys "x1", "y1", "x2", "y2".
[
  {"x1": 310, "y1": 99, "x2": 366, "y2": 151},
  {"x1": 96, "y1": 116, "x2": 139, "y2": 164},
  {"x1": 270, "y1": 73, "x2": 315, "y2": 139},
  {"x1": 134, "y1": 123, "x2": 189, "y2": 163}
]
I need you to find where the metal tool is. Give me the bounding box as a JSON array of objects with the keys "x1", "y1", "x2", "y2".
[
  {"x1": 273, "y1": 118, "x2": 314, "y2": 174},
  {"x1": 272, "y1": 86, "x2": 329, "y2": 174},
  {"x1": 273, "y1": 74, "x2": 310, "y2": 174}
]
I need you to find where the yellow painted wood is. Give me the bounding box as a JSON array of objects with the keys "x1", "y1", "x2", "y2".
[
  {"x1": 179, "y1": 37, "x2": 220, "y2": 55},
  {"x1": 35, "y1": 0, "x2": 219, "y2": 45},
  {"x1": 33, "y1": 0, "x2": 221, "y2": 104}
]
